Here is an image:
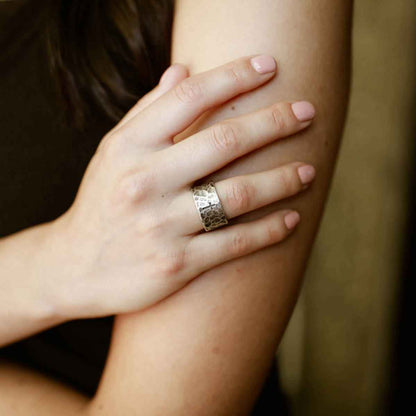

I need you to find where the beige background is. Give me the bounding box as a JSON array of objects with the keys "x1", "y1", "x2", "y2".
[{"x1": 277, "y1": 1, "x2": 416, "y2": 415}]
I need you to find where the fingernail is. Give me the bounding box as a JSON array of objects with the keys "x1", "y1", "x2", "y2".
[
  {"x1": 297, "y1": 165, "x2": 316, "y2": 185},
  {"x1": 291, "y1": 101, "x2": 315, "y2": 122},
  {"x1": 250, "y1": 54, "x2": 277, "y2": 74},
  {"x1": 284, "y1": 211, "x2": 300, "y2": 230},
  {"x1": 159, "y1": 65, "x2": 174, "y2": 85}
]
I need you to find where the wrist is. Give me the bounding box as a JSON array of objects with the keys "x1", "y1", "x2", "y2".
[
  {"x1": 23, "y1": 214, "x2": 84, "y2": 327},
  {"x1": 41, "y1": 211, "x2": 95, "y2": 322},
  {"x1": 0, "y1": 220, "x2": 69, "y2": 345},
  {"x1": 27, "y1": 219, "x2": 70, "y2": 326}
]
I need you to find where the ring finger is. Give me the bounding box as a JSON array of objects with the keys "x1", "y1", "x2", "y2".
[{"x1": 168, "y1": 161, "x2": 316, "y2": 235}]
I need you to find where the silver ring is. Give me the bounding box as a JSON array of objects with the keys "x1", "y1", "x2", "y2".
[{"x1": 191, "y1": 181, "x2": 229, "y2": 232}]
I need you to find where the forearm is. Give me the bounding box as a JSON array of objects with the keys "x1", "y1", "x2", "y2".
[
  {"x1": 0, "y1": 221, "x2": 66, "y2": 347},
  {"x1": 0, "y1": 359, "x2": 89, "y2": 416},
  {"x1": 0, "y1": 222, "x2": 91, "y2": 412},
  {"x1": 88, "y1": 1, "x2": 352, "y2": 415}
]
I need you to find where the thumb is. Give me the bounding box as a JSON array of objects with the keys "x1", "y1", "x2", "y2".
[
  {"x1": 159, "y1": 63, "x2": 189, "y2": 88},
  {"x1": 116, "y1": 64, "x2": 189, "y2": 129}
]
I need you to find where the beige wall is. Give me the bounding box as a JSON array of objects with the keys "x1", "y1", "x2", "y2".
[{"x1": 278, "y1": 1, "x2": 416, "y2": 415}]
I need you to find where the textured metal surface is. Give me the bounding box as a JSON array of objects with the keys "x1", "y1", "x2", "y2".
[{"x1": 191, "y1": 181, "x2": 228, "y2": 232}]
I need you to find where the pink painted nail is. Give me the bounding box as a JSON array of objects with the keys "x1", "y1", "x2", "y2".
[
  {"x1": 250, "y1": 55, "x2": 277, "y2": 74},
  {"x1": 297, "y1": 165, "x2": 316, "y2": 185},
  {"x1": 284, "y1": 211, "x2": 300, "y2": 230},
  {"x1": 291, "y1": 101, "x2": 315, "y2": 122}
]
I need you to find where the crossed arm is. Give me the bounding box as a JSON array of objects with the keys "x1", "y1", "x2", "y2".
[
  {"x1": 0, "y1": 0, "x2": 352, "y2": 414},
  {"x1": 88, "y1": 0, "x2": 352, "y2": 414}
]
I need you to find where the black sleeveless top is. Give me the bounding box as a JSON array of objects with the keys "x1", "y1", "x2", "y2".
[{"x1": 0, "y1": 2, "x2": 289, "y2": 413}]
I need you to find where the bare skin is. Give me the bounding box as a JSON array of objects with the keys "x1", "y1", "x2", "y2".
[
  {"x1": 0, "y1": 56, "x2": 311, "y2": 347},
  {"x1": 0, "y1": 54, "x2": 315, "y2": 415},
  {"x1": 0, "y1": 0, "x2": 352, "y2": 414}
]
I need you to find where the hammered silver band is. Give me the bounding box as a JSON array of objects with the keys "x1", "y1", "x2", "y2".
[{"x1": 191, "y1": 181, "x2": 229, "y2": 232}]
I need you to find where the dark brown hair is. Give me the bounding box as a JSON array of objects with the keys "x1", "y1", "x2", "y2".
[{"x1": 1, "y1": 0, "x2": 174, "y2": 129}]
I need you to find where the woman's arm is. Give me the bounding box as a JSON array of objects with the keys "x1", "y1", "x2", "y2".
[
  {"x1": 1, "y1": 53, "x2": 316, "y2": 412},
  {"x1": 0, "y1": 56, "x2": 314, "y2": 414},
  {"x1": 88, "y1": 0, "x2": 352, "y2": 415},
  {"x1": 0, "y1": 222, "x2": 67, "y2": 347},
  {"x1": 0, "y1": 359, "x2": 88, "y2": 416}
]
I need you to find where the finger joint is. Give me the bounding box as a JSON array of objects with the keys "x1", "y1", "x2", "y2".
[
  {"x1": 210, "y1": 122, "x2": 240, "y2": 154},
  {"x1": 225, "y1": 60, "x2": 252, "y2": 87},
  {"x1": 229, "y1": 231, "x2": 250, "y2": 256},
  {"x1": 278, "y1": 167, "x2": 296, "y2": 195},
  {"x1": 116, "y1": 169, "x2": 154, "y2": 204},
  {"x1": 159, "y1": 248, "x2": 187, "y2": 279},
  {"x1": 226, "y1": 180, "x2": 255, "y2": 213},
  {"x1": 174, "y1": 78, "x2": 203, "y2": 104},
  {"x1": 265, "y1": 221, "x2": 284, "y2": 243},
  {"x1": 270, "y1": 104, "x2": 287, "y2": 133}
]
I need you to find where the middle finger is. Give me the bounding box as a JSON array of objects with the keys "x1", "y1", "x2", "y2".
[{"x1": 154, "y1": 100, "x2": 315, "y2": 192}]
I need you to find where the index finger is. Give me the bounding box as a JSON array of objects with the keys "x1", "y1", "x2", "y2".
[{"x1": 118, "y1": 54, "x2": 278, "y2": 147}]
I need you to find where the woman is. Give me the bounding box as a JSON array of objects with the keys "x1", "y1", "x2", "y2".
[{"x1": 0, "y1": 0, "x2": 352, "y2": 414}]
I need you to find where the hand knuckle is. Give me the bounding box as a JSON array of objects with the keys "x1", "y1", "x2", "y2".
[
  {"x1": 211, "y1": 122, "x2": 239, "y2": 153},
  {"x1": 229, "y1": 231, "x2": 250, "y2": 255},
  {"x1": 266, "y1": 222, "x2": 284, "y2": 242},
  {"x1": 146, "y1": 204, "x2": 182, "y2": 239},
  {"x1": 116, "y1": 169, "x2": 154, "y2": 204},
  {"x1": 225, "y1": 60, "x2": 252, "y2": 85},
  {"x1": 158, "y1": 249, "x2": 186, "y2": 278},
  {"x1": 227, "y1": 180, "x2": 254, "y2": 212},
  {"x1": 174, "y1": 78, "x2": 203, "y2": 104},
  {"x1": 270, "y1": 104, "x2": 287, "y2": 132},
  {"x1": 278, "y1": 168, "x2": 296, "y2": 194}
]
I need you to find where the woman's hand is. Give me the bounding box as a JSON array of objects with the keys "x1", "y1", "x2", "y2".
[{"x1": 50, "y1": 54, "x2": 316, "y2": 319}]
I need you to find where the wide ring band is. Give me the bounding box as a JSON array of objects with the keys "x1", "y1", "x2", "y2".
[{"x1": 191, "y1": 181, "x2": 229, "y2": 232}]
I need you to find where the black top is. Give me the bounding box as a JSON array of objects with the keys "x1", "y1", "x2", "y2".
[{"x1": 0, "y1": 2, "x2": 289, "y2": 413}]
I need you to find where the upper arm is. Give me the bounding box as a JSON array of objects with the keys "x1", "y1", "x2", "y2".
[{"x1": 89, "y1": 1, "x2": 352, "y2": 415}]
